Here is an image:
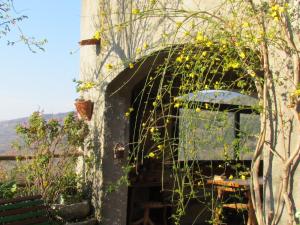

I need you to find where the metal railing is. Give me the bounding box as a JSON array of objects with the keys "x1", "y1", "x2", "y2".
[
  {"x1": 0, "y1": 152, "x2": 83, "y2": 161},
  {"x1": 0, "y1": 152, "x2": 84, "y2": 186}
]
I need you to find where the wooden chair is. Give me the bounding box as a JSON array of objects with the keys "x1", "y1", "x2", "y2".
[
  {"x1": 209, "y1": 180, "x2": 258, "y2": 225},
  {"x1": 0, "y1": 195, "x2": 54, "y2": 225},
  {"x1": 132, "y1": 201, "x2": 172, "y2": 225}
]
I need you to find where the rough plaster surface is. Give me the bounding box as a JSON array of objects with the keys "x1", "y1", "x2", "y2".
[
  {"x1": 263, "y1": 49, "x2": 300, "y2": 225},
  {"x1": 79, "y1": 1, "x2": 225, "y2": 224},
  {"x1": 79, "y1": 0, "x2": 300, "y2": 224}
]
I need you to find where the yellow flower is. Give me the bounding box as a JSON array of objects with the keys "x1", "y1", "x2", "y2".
[
  {"x1": 148, "y1": 152, "x2": 155, "y2": 158},
  {"x1": 214, "y1": 81, "x2": 220, "y2": 89},
  {"x1": 294, "y1": 89, "x2": 300, "y2": 96},
  {"x1": 204, "y1": 85, "x2": 209, "y2": 90},
  {"x1": 150, "y1": 127, "x2": 156, "y2": 133},
  {"x1": 176, "y1": 55, "x2": 184, "y2": 63},
  {"x1": 129, "y1": 107, "x2": 134, "y2": 112},
  {"x1": 93, "y1": 31, "x2": 101, "y2": 40},
  {"x1": 106, "y1": 64, "x2": 113, "y2": 70},
  {"x1": 80, "y1": 81, "x2": 96, "y2": 91},
  {"x1": 157, "y1": 145, "x2": 164, "y2": 150},
  {"x1": 129, "y1": 63, "x2": 134, "y2": 69},
  {"x1": 196, "y1": 32, "x2": 204, "y2": 42},
  {"x1": 242, "y1": 22, "x2": 250, "y2": 28},
  {"x1": 125, "y1": 112, "x2": 130, "y2": 118},
  {"x1": 271, "y1": 4, "x2": 279, "y2": 11},
  {"x1": 189, "y1": 72, "x2": 195, "y2": 78},
  {"x1": 229, "y1": 61, "x2": 240, "y2": 69},
  {"x1": 229, "y1": 175, "x2": 234, "y2": 180},
  {"x1": 241, "y1": 175, "x2": 246, "y2": 180},
  {"x1": 206, "y1": 41, "x2": 213, "y2": 47},
  {"x1": 152, "y1": 101, "x2": 158, "y2": 107},
  {"x1": 239, "y1": 52, "x2": 246, "y2": 59},
  {"x1": 132, "y1": 8, "x2": 140, "y2": 15},
  {"x1": 195, "y1": 107, "x2": 201, "y2": 113},
  {"x1": 220, "y1": 39, "x2": 227, "y2": 45},
  {"x1": 271, "y1": 11, "x2": 277, "y2": 17},
  {"x1": 202, "y1": 51, "x2": 207, "y2": 57},
  {"x1": 156, "y1": 95, "x2": 161, "y2": 100},
  {"x1": 249, "y1": 70, "x2": 256, "y2": 77},
  {"x1": 136, "y1": 47, "x2": 142, "y2": 54},
  {"x1": 143, "y1": 43, "x2": 149, "y2": 49},
  {"x1": 174, "y1": 102, "x2": 181, "y2": 108},
  {"x1": 205, "y1": 103, "x2": 209, "y2": 109}
]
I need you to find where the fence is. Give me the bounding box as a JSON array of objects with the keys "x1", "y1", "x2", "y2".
[
  {"x1": 0, "y1": 152, "x2": 83, "y2": 161},
  {"x1": 0, "y1": 152, "x2": 83, "y2": 185}
]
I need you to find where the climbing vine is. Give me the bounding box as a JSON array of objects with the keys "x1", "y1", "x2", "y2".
[{"x1": 80, "y1": 0, "x2": 300, "y2": 224}]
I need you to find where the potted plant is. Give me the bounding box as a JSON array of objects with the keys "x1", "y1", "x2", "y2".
[
  {"x1": 79, "y1": 31, "x2": 101, "y2": 46},
  {"x1": 75, "y1": 98, "x2": 94, "y2": 121},
  {"x1": 79, "y1": 38, "x2": 100, "y2": 46},
  {"x1": 73, "y1": 79, "x2": 97, "y2": 121}
]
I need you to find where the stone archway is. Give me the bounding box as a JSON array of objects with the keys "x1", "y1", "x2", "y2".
[
  {"x1": 98, "y1": 46, "x2": 259, "y2": 225},
  {"x1": 99, "y1": 50, "x2": 171, "y2": 225}
]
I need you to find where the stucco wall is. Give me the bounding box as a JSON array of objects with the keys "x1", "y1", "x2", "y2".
[
  {"x1": 79, "y1": 1, "x2": 300, "y2": 224},
  {"x1": 79, "y1": 1, "x2": 223, "y2": 224},
  {"x1": 263, "y1": 49, "x2": 300, "y2": 225}
]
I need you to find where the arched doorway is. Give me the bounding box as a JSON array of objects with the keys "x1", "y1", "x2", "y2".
[{"x1": 104, "y1": 46, "x2": 261, "y2": 225}]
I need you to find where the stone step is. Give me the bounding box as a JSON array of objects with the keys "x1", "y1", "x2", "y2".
[{"x1": 66, "y1": 218, "x2": 98, "y2": 225}]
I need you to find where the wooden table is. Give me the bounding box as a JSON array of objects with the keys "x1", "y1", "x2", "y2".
[{"x1": 207, "y1": 178, "x2": 263, "y2": 225}]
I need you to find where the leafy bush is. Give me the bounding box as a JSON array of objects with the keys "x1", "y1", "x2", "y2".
[
  {"x1": 13, "y1": 112, "x2": 90, "y2": 203},
  {"x1": 0, "y1": 181, "x2": 17, "y2": 199}
]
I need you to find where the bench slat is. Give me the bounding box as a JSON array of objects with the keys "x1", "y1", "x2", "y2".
[
  {"x1": 5, "y1": 216, "x2": 50, "y2": 225},
  {"x1": 0, "y1": 199, "x2": 44, "y2": 211},
  {"x1": 0, "y1": 205, "x2": 48, "y2": 217},
  {"x1": 35, "y1": 222, "x2": 55, "y2": 225},
  {"x1": 0, "y1": 195, "x2": 42, "y2": 205},
  {"x1": 0, "y1": 196, "x2": 54, "y2": 225},
  {"x1": 0, "y1": 210, "x2": 46, "y2": 223}
]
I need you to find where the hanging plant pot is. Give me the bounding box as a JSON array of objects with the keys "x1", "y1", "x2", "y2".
[
  {"x1": 79, "y1": 38, "x2": 100, "y2": 46},
  {"x1": 75, "y1": 99, "x2": 94, "y2": 121},
  {"x1": 114, "y1": 143, "x2": 125, "y2": 159}
]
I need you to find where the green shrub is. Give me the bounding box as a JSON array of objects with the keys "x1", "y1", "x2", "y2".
[
  {"x1": 0, "y1": 181, "x2": 17, "y2": 199},
  {"x1": 13, "y1": 112, "x2": 90, "y2": 203}
]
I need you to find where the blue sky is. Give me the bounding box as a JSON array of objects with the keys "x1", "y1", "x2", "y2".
[{"x1": 0, "y1": 1, "x2": 81, "y2": 121}]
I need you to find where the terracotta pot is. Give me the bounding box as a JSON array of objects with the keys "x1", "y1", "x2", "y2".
[
  {"x1": 79, "y1": 38, "x2": 100, "y2": 46},
  {"x1": 74, "y1": 99, "x2": 94, "y2": 121}
]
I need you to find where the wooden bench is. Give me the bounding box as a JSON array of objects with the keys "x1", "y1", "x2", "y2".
[{"x1": 0, "y1": 195, "x2": 54, "y2": 225}]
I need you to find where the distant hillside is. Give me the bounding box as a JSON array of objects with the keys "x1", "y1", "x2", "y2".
[{"x1": 0, "y1": 112, "x2": 71, "y2": 155}]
